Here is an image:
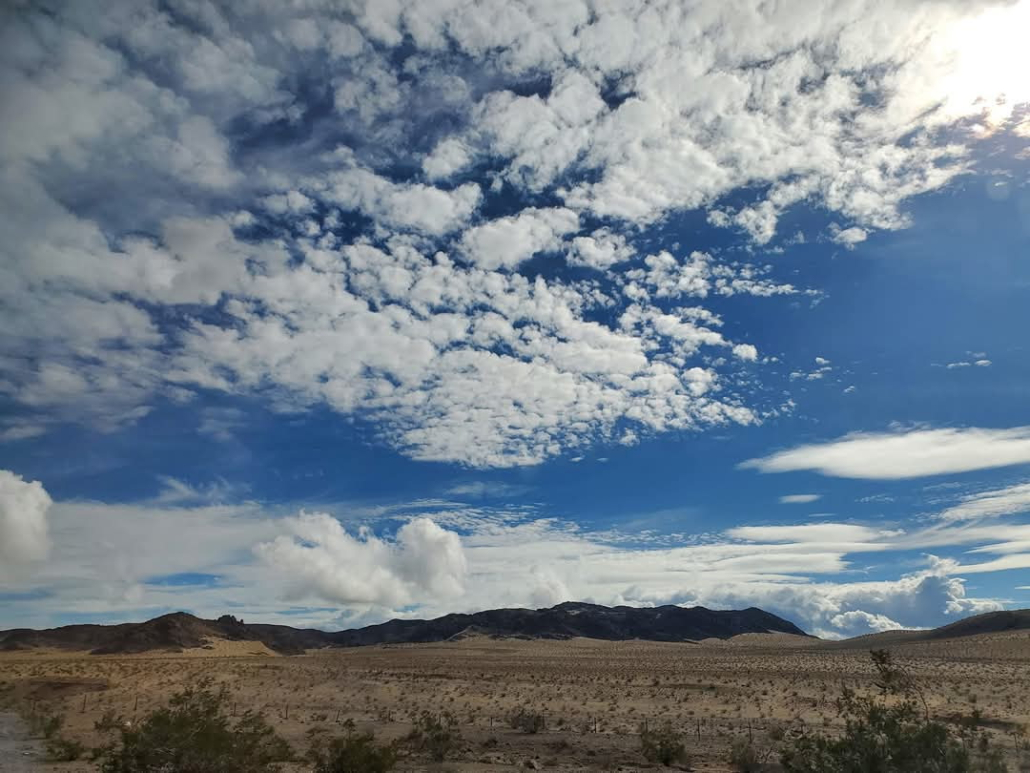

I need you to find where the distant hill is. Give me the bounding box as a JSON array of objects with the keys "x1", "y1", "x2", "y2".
[
  {"x1": 332, "y1": 602, "x2": 809, "y2": 645},
  {"x1": 7, "y1": 604, "x2": 1023, "y2": 656},
  {"x1": 823, "y1": 608, "x2": 1030, "y2": 650},
  {"x1": 0, "y1": 602, "x2": 807, "y2": 655},
  {"x1": 0, "y1": 613, "x2": 331, "y2": 656}
]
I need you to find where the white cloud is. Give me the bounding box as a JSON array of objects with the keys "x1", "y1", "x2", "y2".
[
  {"x1": 830, "y1": 224, "x2": 868, "y2": 248},
  {"x1": 727, "y1": 523, "x2": 887, "y2": 545},
  {"x1": 937, "y1": 482, "x2": 1030, "y2": 522},
  {"x1": 0, "y1": 481, "x2": 1014, "y2": 637},
  {"x1": 255, "y1": 513, "x2": 466, "y2": 607},
  {"x1": 2, "y1": 0, "x2": 1026, "y2": 471},
  {"x1": 567, "y1": 228, "x2": 635, "y2": 270},
  {"x1": 732, "y1": 343, "x2": 758, "y2": 362},
  {"x1": 779, "y1": 494, "x2": 822, "y2": 504},
  {"x1": 322, "y1": 168, "x2": 482, "y2": 235},
  {"x1": 422, "y1": 138, "x2": 472, "y2": 181},
  {"x1": 742, "y1": 426, "x2": 1030, "y2": 480},
  {"x1": 0, "y1": 470, "x2": 52, "y2": 568},
  {"x1": 459, "y1": 207, "x2": 579, "y2": 270}
]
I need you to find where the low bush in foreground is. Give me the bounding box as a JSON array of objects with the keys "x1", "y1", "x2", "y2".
[
  {"x1": 780, "y1": 650, "x2": 1007, "y2": 773},
  {"x1": 309, "y1": 731, "x2": 398, "y2": 773},
  {"x1": 640, "y1": 720, "x2": 689, "y2": 767},
  {"x1": 406, "y1": 709, "x2": 462, "y2": 761},
  {"x1": 92, "y1": 679, "x2": 292, "y2": 773}
]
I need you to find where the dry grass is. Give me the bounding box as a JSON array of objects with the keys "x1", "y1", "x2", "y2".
[{"x1": 2, "y1": 631, "x2": 1028, "y2": 771}]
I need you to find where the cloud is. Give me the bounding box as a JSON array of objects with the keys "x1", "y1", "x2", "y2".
[
  {"x1": 443, "y1": 481, "x2": 531, "y2": 500},
  {"x1": 741, "y1": 426, "x2": 1030, "y2": 479},
  {"x1": 459, "y1": 208, "x2": 579, "y2": 270},
  {"x1": 830, "y1": 225, "x2": 868, "y2": 248},
  {"x1": 255, "y1": 513, "x2": 466, "y2": 607},
  {"x1": 0, "y1": 477, "x2": 1014, "y2": 637},
  {"x1": 937, "y1": 482, "x2": 1030, "y2": 522},
  {"x1": 2, "y1": 0, "x2": 1026, "y2": 469},
  {"x1": 779, "y1": 494, "x2": 822, "y2": 504},
  {"x1": 726, "y1": 523, "x2": 888, "y2": 546},
  {"x1": 0, "y1": 470, "x2": 52, "y2": 568}
]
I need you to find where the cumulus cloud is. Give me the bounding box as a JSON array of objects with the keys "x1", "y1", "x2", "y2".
[
  {"x1": 741, "y1": 426, "x2": 1030, "y2": 479},
  {"x1": 255, "y1": 513, "x2": 466, "y2": 607},
  {"x1": 0, "y1": 470, "x2": 52, "y2": 568}
]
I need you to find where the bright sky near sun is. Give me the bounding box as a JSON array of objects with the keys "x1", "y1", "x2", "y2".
[{"x1": 1, "y1": 0, "x2": 1029, "y2": 639}]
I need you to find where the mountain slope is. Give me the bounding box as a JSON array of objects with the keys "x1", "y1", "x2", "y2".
[
  {"x1": 331, "y1": 602, "x2": 808, "y2": 646},
  {"x1": 823, "y1": 608, "x2": 1030, "y2": 649},
  {"x1": 0, "y1": 602, "x2": 807, "y2": 654}
]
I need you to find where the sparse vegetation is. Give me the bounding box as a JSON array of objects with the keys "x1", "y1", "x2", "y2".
[
  {"x1": 639, "y1": 719, "x2": 689, "y2": 766},
  {"x1": 780, "y1": 650, "x2": 1007, "y2": 773},
  {"x1": 1, "y1": 635, "x2": 1027, "y2": 771},
  {"x1": 510, "y1": 708, "x2": 547, "y2": 733},
  {"x1": 729, "y1": 737, "x2": 775, "y2": 771},
  {"x1": 92, "y1": 679, "x2": 292, "y2": 772},
  {"x1": 309, "y1": 730, "x2": 398, "y2": 773},
  {"x1": 406, "y1": 709, "x2": 462, "y2": 761}
]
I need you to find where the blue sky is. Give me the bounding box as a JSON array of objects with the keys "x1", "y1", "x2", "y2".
[{"x1": 1, "y1": 0, "x2": 1030, "y2": 638}]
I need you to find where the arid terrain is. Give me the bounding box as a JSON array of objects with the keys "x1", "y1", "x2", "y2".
[{"x1": 2, "y1": 629, "x2": 1029, "y2": 771}]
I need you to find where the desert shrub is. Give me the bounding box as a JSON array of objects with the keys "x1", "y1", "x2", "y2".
[
  {"x1": 510, "y1": 709, "x2": 547, "y2": 734},
  {"x1": 25, "y1": 707, "x2": 64, "y2": 739},
  {"x1": 406, "y1": 710, "x2": 461, "y2": 761},
  {"x1": 92, "y1": 679, "x2": 292, "y2": 772},
  {"x1": 780, "y1": 650, "x2": 1007, "y2": 773},
  {"x1": 639, "y1": 720, "x2": 689, "y2": 766},
  {"x1": 46, "y1": 735, "x2": 86, "y2": 761},
  {"x1": 729, "y1": 737, "x2": 775, "y2": 771},
  {"x1": 309, "y1": 731, "x2": 397, "y2": 773}
]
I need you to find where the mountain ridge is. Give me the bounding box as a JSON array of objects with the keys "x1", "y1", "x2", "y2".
[
  {"x1": 4, "y1": 604, "x2": 1026, "y2": 656},
  {"x1": 0, "y1": 602, "x2": 807, "y2": 655}
]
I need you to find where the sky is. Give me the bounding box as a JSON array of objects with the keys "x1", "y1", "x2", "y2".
[{"x1": 1, "y1": 0, "x2": 1029, "y2": 639}]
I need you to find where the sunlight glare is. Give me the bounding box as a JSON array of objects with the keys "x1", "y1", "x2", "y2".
[{"x1": 939, "y1": 0, "x2": 1030, "y2": 127}]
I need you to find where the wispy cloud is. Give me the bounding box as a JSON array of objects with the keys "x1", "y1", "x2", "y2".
[{"x1": 742, "y1": 426, "x2": 1030, "y2": 479}]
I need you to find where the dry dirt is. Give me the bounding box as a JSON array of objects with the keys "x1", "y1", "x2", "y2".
[{"x1": 1, "y1": 632, "x2": 1029, "y2": 771}]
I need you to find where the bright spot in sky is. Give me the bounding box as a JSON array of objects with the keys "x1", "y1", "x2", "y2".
[{"x1": 940, "y1": 0, "x2": 1030, "y2": 126}]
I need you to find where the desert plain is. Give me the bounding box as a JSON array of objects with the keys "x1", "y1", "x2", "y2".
[{"x1": 2, "y1": 629, "x2": 1029, "y2": 771}]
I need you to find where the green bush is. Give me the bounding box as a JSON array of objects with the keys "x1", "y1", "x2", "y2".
[
  {"x1": 780, "y1": 650, "x2": 1007, "y2": 773},
  {"x1": 406, "y1": 710, "x2": 461, "y2": 761},
  {"x1": 639, "y1": 720, "x2": 689, "y2": 767},
  {"x1": 309, "y1": 731, "x2": 398, "y2": 773},
  {"x1": 92, "y1": 679, "x2": 292, "y2": 773}
]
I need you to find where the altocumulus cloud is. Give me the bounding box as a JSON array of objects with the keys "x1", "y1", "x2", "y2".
[{"x1": 1, "y1": 0, "x2": 1026, "y2": 466}]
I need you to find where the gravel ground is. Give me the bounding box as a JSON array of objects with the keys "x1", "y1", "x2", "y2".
[{"x1": 0, "y1": 714, "x2": 42, "y2": 772}]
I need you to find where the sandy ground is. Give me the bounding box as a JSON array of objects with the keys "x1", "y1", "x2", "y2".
[{"x1": 1, "y1": 632, "x2": 1029, "y2": 771}]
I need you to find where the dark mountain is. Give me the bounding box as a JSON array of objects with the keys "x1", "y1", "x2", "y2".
[
  {"x1": 332, "y1": 602, "x2": 809, "y2": 645},
  {"x1": 0, "y1": 602, "x2": 807, "y2": 654}
]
